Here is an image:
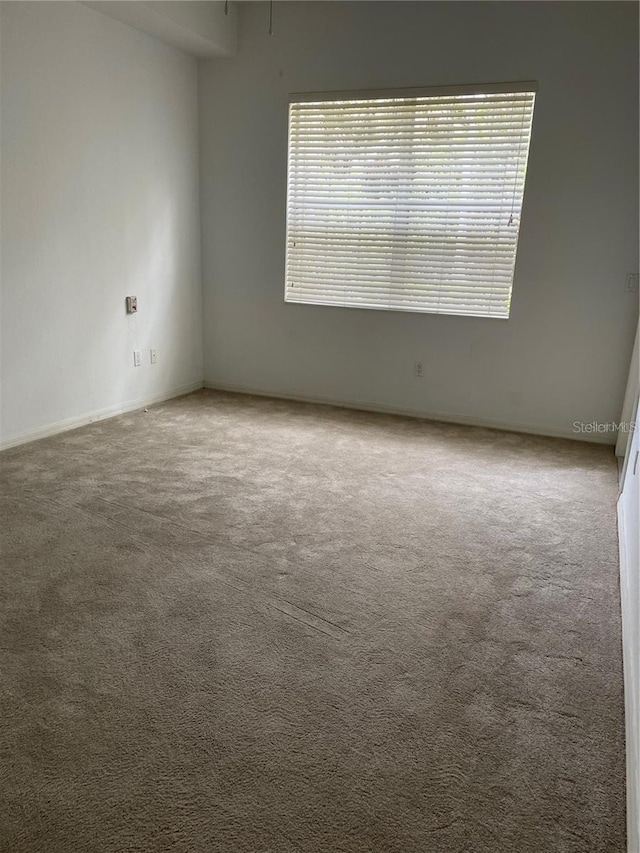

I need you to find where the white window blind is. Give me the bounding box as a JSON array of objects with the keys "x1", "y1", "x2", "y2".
[{"x1": 285, "y1": 83, "x2": 536, "y2": 319}]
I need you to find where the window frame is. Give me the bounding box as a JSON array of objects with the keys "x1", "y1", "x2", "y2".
[{"x1": 284, "y1": 80, "x2": 537, "y2": 320}]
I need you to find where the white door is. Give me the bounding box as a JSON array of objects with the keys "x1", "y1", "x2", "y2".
[{"x1": 618, "y1": 404, "x2": 639, "y2": 853}]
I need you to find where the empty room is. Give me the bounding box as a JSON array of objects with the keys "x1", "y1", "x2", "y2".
[{"x1": 1, "y1": 1, "x2": 639, "y2": 851}]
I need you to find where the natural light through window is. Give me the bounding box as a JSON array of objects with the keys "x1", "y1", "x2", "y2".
[{"x1": 285, "y1": 83, "x2": 536, "y2": 319}]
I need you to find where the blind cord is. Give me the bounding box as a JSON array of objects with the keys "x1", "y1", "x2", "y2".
[{"x1": 509, "y1": 97, "x2": 529, "y2": 226}]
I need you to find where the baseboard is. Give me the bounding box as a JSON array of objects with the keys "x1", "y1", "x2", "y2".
[
  {"x1": 618, "y1": 500, "x2": 640, "y2": 853},
  {"x1": 203, "y1": 380, "x2": 615, "y2": 445},
  {"x1": 4, "y1": 377, "x2": 614, "y2": 451},
  {"x1": 0, "y1": 381, "x2": 205, "y2": 451}
]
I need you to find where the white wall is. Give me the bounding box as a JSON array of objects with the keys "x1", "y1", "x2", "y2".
[
  {"x1": 0, "y1": 1, "x2": 203, "y2": 448},
  {"x1": 199, "y1": 1, "x2": 639, "y2": 443}
]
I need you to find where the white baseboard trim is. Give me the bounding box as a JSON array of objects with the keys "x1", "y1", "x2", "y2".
[
  {"x1": 3, "y1": 379, "x2": 615, "y2": 451},
  {"x1": 203, "y1": 381, "x2": 615, "y2": 445},
  {"x1": 0, "y1": 381, "x2": 204, "y2": 451}
]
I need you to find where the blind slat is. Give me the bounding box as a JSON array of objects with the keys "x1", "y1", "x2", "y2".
[{"x1": 285, "y1": 87, "x2": 535, "y2": 319}]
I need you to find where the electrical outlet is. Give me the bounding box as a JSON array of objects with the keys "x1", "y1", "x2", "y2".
[
  {"x1": 414, "y1": 361, "x2": 424, "y2": 378},
  {"x1": 150, "y1": 349, "x2": 158, "y2": 364},
  {"x1": 133, "y1": 350, "x2": 142, "y2": 367},
  {"x1": 126, "y1": 296, "x2": 138, "y2": 314}
]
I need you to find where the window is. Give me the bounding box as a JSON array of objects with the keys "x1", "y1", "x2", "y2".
[{"x1": 285, "y1": 83, "x2": 536, "y2": 319}]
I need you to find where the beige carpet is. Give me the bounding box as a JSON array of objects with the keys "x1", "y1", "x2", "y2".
[{"x1": 0, "y1": 390, "x2": 626, "y2": 852}]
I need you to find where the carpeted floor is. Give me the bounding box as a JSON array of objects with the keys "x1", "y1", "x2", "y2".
[{"x1": 0, "y1": 389, "x2": 626, "y2": 852}]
